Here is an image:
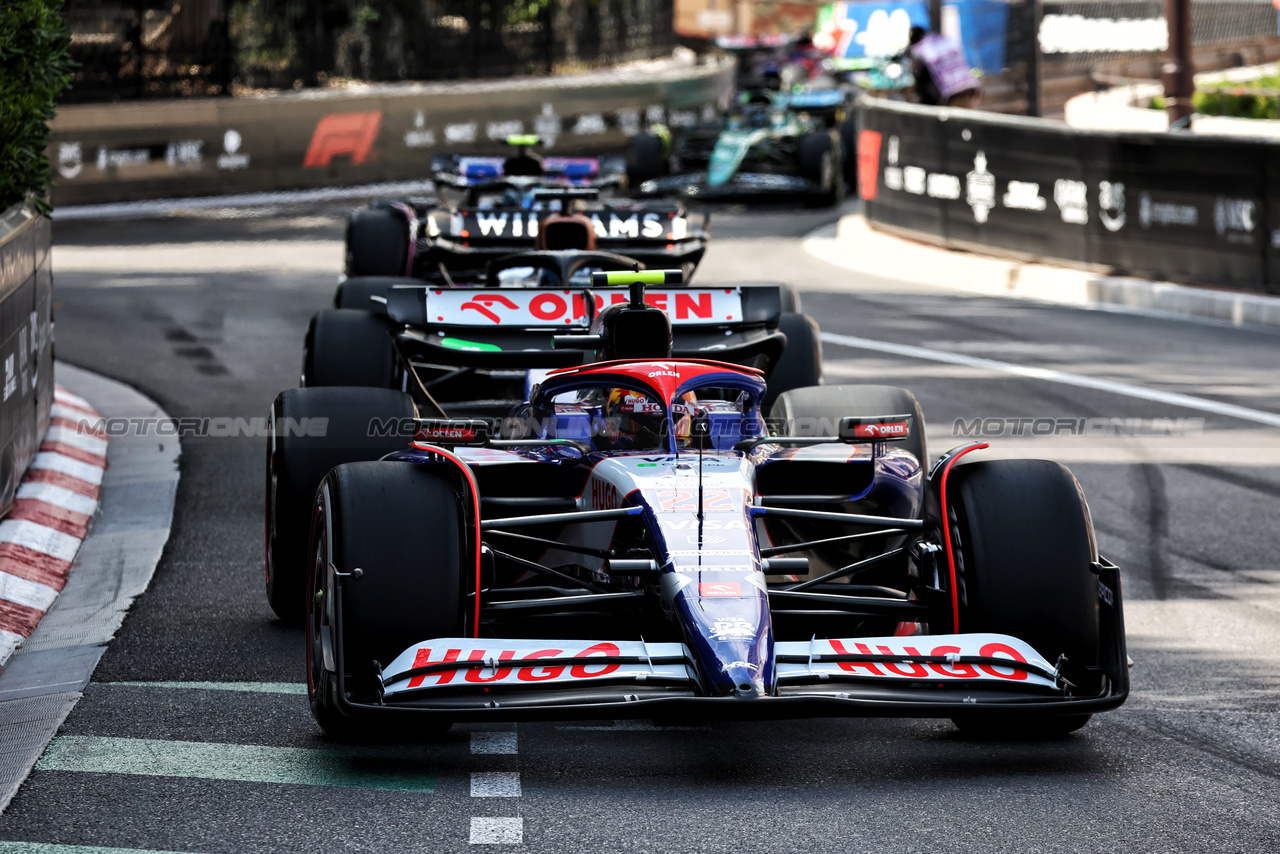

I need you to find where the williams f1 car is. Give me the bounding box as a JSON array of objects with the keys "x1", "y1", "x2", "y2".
[
  {"x1": 346, "y1": 136, "x2": 710, "y2": 281},
  {"x1": 270, "y1": 273, "x2": 1128, "y2": 737}
]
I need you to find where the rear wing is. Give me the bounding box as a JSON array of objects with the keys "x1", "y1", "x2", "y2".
[{"x1": 386, "y1": 283, "x2": 782, "y2": 329}]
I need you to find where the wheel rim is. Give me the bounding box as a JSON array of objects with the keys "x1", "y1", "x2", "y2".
[
  {"x1": 306, "y1": 501, "x2": 327, "y2": 698},
  {"x1": 265, "y1": 403, "x2": 277, "y2": 588}
]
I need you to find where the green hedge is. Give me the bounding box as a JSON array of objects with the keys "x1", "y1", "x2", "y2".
[{"x1": 0, "y1": 0, "x2": 73, "y2": 213}]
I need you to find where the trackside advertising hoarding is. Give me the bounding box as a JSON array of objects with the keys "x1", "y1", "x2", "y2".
[
  {"x1": 46, "y1": 61, "x2": 735, "y2": 207},
  {"x1": 858, "y1": 99, "x2": 1280, "y2": 294}
]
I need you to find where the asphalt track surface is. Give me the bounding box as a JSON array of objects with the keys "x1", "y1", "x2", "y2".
[{"x1": 3, "y1": 197, "x2": 1279, "y2": 852}]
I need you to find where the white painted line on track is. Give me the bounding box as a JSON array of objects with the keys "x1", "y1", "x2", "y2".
[
  {"x1": 820, "y1": 331, "x2": 1280, "y2": 429},
  {"x1": 470, "y1": 817, "x2": 524, "y2": 845},
  {"x1": 555, "y1": 721, "x2": 711, "y2": 731},
  {"x1": 471, "y1": 732, "x2": 519, "y2": 754},
  {"x1": 471, "y1": 771, "x2": 522, "y2": 797},
  {"x1": 99, "y1": 681, "x2": 308, "y2": 694},
  {"x1": 53, "y1": 180, "x2": 437, "y2": 222}
]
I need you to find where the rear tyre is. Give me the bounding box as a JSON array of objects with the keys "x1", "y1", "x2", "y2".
[
  {"x1": 303, "y1": 309, "x2": 398, "y2": 389},
  {"x1": 265, "y1": 387, "x2": 415, "y2": 623},
  {"x1": 347, "y1": 208, "x2": 410, "y2": 277},
  {"x1": 798, "y1": 131, "x2": 843, "y2": 207},
  {"x1": 769, "y1": 384, "x2": 927, "y2": 468},
  {"x1": 626, "y1": 132, "x2": 666, "y2": 187},
  {"x1": 308, "y1": 461, "x2": 469, "y2": 738},
  {"x1": 763, "y1": 313, "x2": 823, "y2": 412},
  {"x1": 839, "y1": 117, "x2": 859, "y2": 190},
  {"x1": 946, "y1": 459, "x2": 1102, "y2": 737},
  {"x1": 334, "y1": 276, "x2": 419, "y2": 315}
]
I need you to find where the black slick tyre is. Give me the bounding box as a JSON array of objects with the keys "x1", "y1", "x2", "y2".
[
  {"x1": 946, "y1": 459, "x2": 1101, "y2": 736},
  {"x1": 626, "y1": 132, "x2": 666, "y2": 187},
  {"x1": 839, "y1": 117, "x2": 859, "y2": 190},
  {"x1": 769, "y1": 384, "x2": 927, "y2": 468},
  {"x1": 763, "y1": 313, "x2": 823, "y2": 412},
  {"x1": 303, "y1": 309, "x2": 398, "y2": 389},
  {"x1": 334, "y1": 276, "x2": 419, "y2": 315},
  {"x1": 265, "y1": 387, "x2": 415, "y2": 623},
  {"x1": 798, "y1": 131, "x2": 843, "y2": 207},
  {"x1": 307, "y1": 461, "x2": 469, "y2": 738},
  {"x1": 347, "y1": 207, "x2": 410, "y2": 277}
]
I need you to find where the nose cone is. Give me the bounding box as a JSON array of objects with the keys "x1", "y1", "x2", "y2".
[{"x1": 724, "y1": 663, "x2": 766, "y2": 699}]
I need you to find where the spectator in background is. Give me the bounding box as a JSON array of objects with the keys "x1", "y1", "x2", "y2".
[{"x1": 906, "y1": 26, "x2": 980, "y2": 108}]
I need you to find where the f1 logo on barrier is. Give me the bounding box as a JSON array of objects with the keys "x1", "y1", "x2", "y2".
[{"x1": 303, "y1": 111, "x2": 383, "y2": 168}]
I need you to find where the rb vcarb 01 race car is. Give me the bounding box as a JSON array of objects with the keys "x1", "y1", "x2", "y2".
[
  {"x1": 270, "y1": 265, "x2": 824, "y2": 622},
  {"x1": 271, "y1": 273, "x2": 1128, "y2": 736},
  {"x1": 345, "y1": 136, "x2": 709, "y2": 282}
]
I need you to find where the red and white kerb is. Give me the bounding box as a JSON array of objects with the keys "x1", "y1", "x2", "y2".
[{"x1": 0, "y1": 387, "x2": 107, "y2": 669}]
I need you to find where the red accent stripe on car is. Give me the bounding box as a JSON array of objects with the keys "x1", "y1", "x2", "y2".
[{"x1": 938, "y1": 443, "x2": 989, "y2": 634}]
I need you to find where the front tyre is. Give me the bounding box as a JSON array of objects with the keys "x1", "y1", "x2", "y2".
[
  {"x1": 308, "y1": 461, "x2": 471, "y2": 739},
  {"x1": 946, "y1": 459, "x2": 1102, "y2": 736},
  {"x1": 798, "y1": 131, "x2": 844, "y2": 208}
]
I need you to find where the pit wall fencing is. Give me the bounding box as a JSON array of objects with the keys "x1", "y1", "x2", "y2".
[
  {"x1": 0, "y1": 204, "x2": 56, "y2": 512},
  {"x1": 857, "y1": 98, "x2": 1280, "y2": 295},
  {"x1": 46, "y1": 58, "x2": 735, "y2": 207}
]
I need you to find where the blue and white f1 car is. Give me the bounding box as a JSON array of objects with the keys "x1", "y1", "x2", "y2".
[{"x1": 290, "y1": 273, "x2": 1129, "y2": 737}]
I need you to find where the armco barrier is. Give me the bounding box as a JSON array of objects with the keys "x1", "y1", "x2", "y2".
[
  {"x1": 46, "y1": 59, "x2": 734, "y2": 207},
  {"x1": 857, "y1": 99, "x2": 1280, "y2": 294},
  {"x1": 0, "y1": 204, "x2": 55, "y2": 511}
]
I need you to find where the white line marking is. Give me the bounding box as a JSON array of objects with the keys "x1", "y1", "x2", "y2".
[
  {"x1": 471, "y1": 732, "x2": 519, "y2": 755},
  {"x1": 0, "y1": 571, "x2": 58, "y2": 612},
  {"x1": 471, "y1": 771, "x2": 521, "y2": 798},
  {"x1": 0, "y1": 519, "x2": 83, "y2": 561},
  {"x1": 470, "y1": 817, "x2": 524, "y2": 845},
  {"x1": 53, "y1": 180, "x2": 437, "y2": 221},
  {"x1": 30, "y1": 452, "x2": 105, "y2": 485},
  {"x1": 820, "y1": 331, "x2": 1280, "y2": 429},
  {"x1": 555, "y1": 721, "x2": 711, "y2": 731},
  {"x1": 15, "y1": 482, "x2": 98, "y2": 515}
]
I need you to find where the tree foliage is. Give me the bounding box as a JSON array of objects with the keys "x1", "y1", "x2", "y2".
[{"x1": 0, "y1": 0, "x2": 74, "y2": 213}]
